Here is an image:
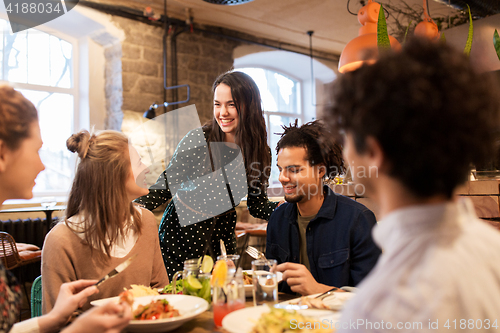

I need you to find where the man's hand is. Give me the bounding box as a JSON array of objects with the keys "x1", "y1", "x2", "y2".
[
  {"x1": 39, "y1": 280, "x2": 99, "y2": 333},
  {"x1": 276, "y1": 262, "x2": 333, "y2": 296},
  {"x1": 62, "y1": 301, "x2": 132, "y2": 333}
]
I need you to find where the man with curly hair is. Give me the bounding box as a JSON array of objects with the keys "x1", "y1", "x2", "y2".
[
  {"x1": 329, "y1": 38, "x2": 500, "y2": 332},
  {"x1": 266, "y1": 120, "x2": 381, "y2": 296}
]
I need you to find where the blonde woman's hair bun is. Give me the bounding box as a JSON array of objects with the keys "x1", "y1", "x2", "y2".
[{"x1": 67, "y1": 130, "x2": 92, "y2": 159}]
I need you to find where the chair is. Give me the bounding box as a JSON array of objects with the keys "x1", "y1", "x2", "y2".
[
  {"x1": 0, "y1": 231, "x2": 42, "y2": 313},
  {"x1": 30, "y1": 275, "x2": 42, "y2": 318},
  {"x1": 0, "y1": 231, "x2": 42, "y2": 270}
]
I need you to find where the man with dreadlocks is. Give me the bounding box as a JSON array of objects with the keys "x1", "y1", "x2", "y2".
[{"x1": 266, "y1": 120, "x2": 381, "y2": 296}]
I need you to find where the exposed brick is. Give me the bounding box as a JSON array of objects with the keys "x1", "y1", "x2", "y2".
[
  {"x1": 218, "y1": 63, "x2": 234, "y2": 75},
  {"x1": 177, "y1": 54, "x2": 192, "y2": 69},
  {"x1": 177, "y1": 41, "x2": 201, "y2": 56},
  {"x1": 143, "y1": 47, "x2": 163, "y2": 63},
  {"x1": 126, "y1": 31, "x2": 163, "y2": 48},
  {"x1": 122, "y1": 43, "x2": 141, "y2": 60},
  {"x1": 122, "y1": 72, "x2": 139, "y2": 92},
  {"x1": 138, "y1": 77, "x2": 165, "y2": 96},
  {"x1": 188, "y1": 72, "x2": 207, "y2": 85},
  {"x1": 187, "y1": 57, "x2": 218, "y2": 73},
  {"x1": 122, "y1": 60, "x2": 158, "y2": 77},
  {"x1": 200, "y1": 43, "x2": 223, "y2": 57},
  {"x1": 123, "y1": 92, "x2": 158, "y2": 113}
]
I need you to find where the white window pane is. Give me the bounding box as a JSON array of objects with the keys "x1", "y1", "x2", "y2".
[
  {"x1": 0, "y1": 19, "x2": 5, "y2": 80},
  {"x1": 19, "y1": 89, "x2": 74, "y2": 193},
  {"x1": 49, "y1": 35, "x2": 72, "y2": 88},
  {"x1": 6, "y1": 30, "x2": 28, "y2": 83},
  {"x1": 239, "y1": 67, "x2": 298, "y2": 114},
  {"x1": 27, "y1": 31, "x2": 50, "y2": 86}
]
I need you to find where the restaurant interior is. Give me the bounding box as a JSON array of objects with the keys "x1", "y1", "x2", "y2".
[{"x1": 1, "y1": 0, "x2": 500, "y2": 331}]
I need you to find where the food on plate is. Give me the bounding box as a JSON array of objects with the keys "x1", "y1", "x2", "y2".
[
  {"x1": 133, "y1": 299, "x2": 180, "y2": 320},
  {"x1": 117, "y1": 290, "x2": 181, "y2": 321},
  {"x1": 293, "y1": 297, "x2": 329, "y2": 310},
  {"x1": 118, "y1": 290, "x2": 134, "y2": 307},
  {"x1": 126, "y1": 284, "x2": 160, "y2": 297},
  {"x1": 160, "y1": 280, "x2": 183, "y2": 294},
  {"x1": 251, "y1": 308, "x2": 334, "y2": 333},
  {"x1": 243, "y1": 271, "x2": 253, "y2": 285}
]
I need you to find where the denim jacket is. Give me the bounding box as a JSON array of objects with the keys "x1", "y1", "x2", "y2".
[{"x1": 266, "y1": 186, "x2": 381, "y2": 294}]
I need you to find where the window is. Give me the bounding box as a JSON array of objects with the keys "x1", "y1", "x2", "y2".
[
  {"x1": 237, "y1": 67, "x2": 302, "y2": 186},
  {"x1": 0, "y1": 18, "x2": 76, "y2": 195}
]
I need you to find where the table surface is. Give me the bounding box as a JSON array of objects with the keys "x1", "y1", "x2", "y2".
[
  {"x1": 0, "y1": 205, "x2": 66, "y2": 214},
  {"x1": 171, "y1": 293, "x2": 297, "y2": 333}
]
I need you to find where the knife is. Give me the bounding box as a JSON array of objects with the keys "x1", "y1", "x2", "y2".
[{"x1": 94, "y1": 253, "x2": 137, "y2": 287}]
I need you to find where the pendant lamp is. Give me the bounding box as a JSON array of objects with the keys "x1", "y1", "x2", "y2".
[
  {"x1": 338, "y1": 0, "x2": 401, "y2": 73},
  {"x1": 414, "y1": 0, "x2": 440, "y2": 40}
]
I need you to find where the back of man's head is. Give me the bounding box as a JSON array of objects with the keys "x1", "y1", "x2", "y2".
[
  {"x1": 276, "y1": 120, "x2": 345, "y2": 180},
  {"x1": 328, "y1": 37, "x2": 500, "y2": 199}
]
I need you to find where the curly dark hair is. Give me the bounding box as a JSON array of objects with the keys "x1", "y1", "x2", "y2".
[
  {"x1": 327, "y1": 37, "x2": 500, "y2": 199},
  {"x1": 275, "y1": 119, "x2": 345, "y2": 180}
]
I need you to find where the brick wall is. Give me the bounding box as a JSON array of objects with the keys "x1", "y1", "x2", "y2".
[{"x1": 114, "y1": 16, "x2": 239, "y2": 131}]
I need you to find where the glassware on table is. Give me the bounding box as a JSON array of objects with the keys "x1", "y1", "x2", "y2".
[
  {"x1": 212, "y1": 267, "x2": 245, "y2": 327},
  {"x1": 216, "y1": 254, "x2": 240, "y2": 269},
  {"x1": 171, "y1": 258, "x2": 211, "y2": 303},
  {"x1": 40, "y1": 196, "x2": 57, "y2": 209},
  {"x1": 252, "y1": 259, "x2": 278, "y2": 306}
]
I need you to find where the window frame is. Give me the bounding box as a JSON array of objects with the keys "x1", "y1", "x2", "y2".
[
  {"x1": 0, "y1": 22, "x2": 79, "y2": 197},
  {"x1": 236, "y1": 66, "x2": 304, "y2": 188}
]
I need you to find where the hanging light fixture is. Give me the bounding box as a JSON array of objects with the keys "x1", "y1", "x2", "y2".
[
  {"x1": 414, "y1": 0, "x2": 440, "y2": 40},
  {"x1": 338, "y1": 0, "x2": 401, "y2": 73}
]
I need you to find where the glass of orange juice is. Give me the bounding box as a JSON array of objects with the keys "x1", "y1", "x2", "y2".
[{"x1": 212, "y1": 267, "x2": 245, "y2": 327}]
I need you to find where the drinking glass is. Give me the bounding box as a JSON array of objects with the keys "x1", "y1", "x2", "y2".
[
  {"x1": 252, "y1": 259, "x2": 278, "y2": 306},
  {"x1": 213, "y1": 268, "x2": 245, "y2": 327},
  {"x1": 40, "y1": 197, "x2": 57, "y2": 209},
  {"x1": 216, "y1": 254, "x2": 240, "y2": 269},
  {"x1": 171, "y1": 259, "x2": 211, "y2": 303}
]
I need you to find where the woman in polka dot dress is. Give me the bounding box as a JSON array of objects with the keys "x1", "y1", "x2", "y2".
[{"x1": 136, "y1": 71, "x2": 279, "y2": 279}]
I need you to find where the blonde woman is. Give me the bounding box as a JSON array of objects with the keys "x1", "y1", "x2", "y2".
[
  {"x1": 42, "y1": 130, "x2": 169, "y2": 313},
  {"x1": 0, "y1": 85, "x2": 131, "y2": 333}
]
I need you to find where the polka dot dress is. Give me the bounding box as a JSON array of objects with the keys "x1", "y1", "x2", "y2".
[{"x1": 136, "y1": 128, "x2": 278, "y2": 280}]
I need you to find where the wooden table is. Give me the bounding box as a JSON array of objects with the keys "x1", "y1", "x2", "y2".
[{"x1": 170, "y1": 293, "x2": 297, "y2": 333}]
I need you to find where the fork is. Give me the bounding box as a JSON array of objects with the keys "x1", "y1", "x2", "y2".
[
  {"x1": 246, "y1": 245, "x2": 265, "y2": 260},
  {"x1": 314, "y1": 287, "x2": 339, "y2": 300}
]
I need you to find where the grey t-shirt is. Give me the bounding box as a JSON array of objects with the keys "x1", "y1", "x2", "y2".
[{"x1": 297, "y1": 213, "x2": 316, "y2": 271}]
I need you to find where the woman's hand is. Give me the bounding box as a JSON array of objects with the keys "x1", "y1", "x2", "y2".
[
  {"x1": 62, "y1": 301, "x2": 132, "y2": 333},
  {"x1": 38, "y1": 279, "x2": 99, "y2": 333}
]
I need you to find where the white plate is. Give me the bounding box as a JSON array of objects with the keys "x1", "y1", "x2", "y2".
[
  {"x1": 91, "y1": 294, "x2": 209, "y2": 332},
  {"x1": 243, "y1": 270, "x2": 283, "y2": 297},
  {"x1": 222, "y1": 305, "x2": 341, "y2": 333},
  {"x1": 280, "y1": 291, "x2": 356, "y2": 311}
]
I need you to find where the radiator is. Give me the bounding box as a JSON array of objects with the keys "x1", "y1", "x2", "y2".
[{"x1": 0, "y1": 217, "x2": 56, "y2": 248}]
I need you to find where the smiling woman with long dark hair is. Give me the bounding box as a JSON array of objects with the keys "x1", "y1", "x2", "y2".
[{"x1": 136, "y1": 71, "x2": 279, "y2": 279}]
